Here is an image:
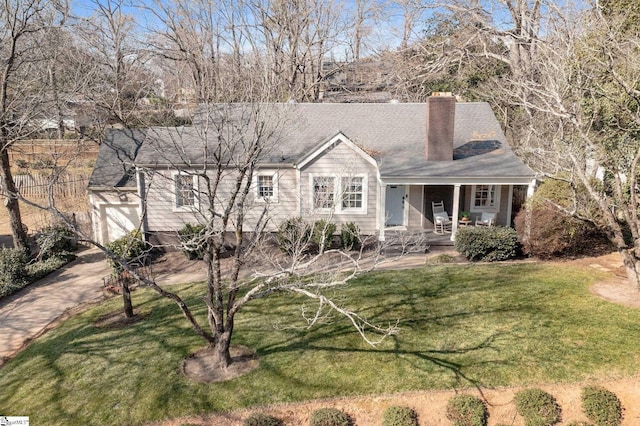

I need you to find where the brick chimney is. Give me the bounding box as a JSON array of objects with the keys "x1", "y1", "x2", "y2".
[{"x1": 425, "y1": 93, "x2": 455, "y2": 161}]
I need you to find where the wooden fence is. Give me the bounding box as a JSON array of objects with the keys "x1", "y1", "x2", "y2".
[
  {"x1": 9, "y1": 139, "x2": 99, "y2": 163},
  {"x1": 0, "y1": 172, "x2": 90, "y2": 199}
]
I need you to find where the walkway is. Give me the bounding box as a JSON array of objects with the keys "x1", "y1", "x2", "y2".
[{"x1": 0, "y1": 248, "x2": 109, "y2": 365}]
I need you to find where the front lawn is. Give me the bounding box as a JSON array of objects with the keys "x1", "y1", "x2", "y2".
[{"x1": 1, "y1": 262, "x2": 639, "y2": 425}]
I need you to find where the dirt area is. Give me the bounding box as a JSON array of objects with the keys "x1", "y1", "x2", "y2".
[{"x1": 145, "y1": 251, "x2": 640, "y2": 426}]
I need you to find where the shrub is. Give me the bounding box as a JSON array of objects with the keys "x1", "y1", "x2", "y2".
[
  {"x1": 26, "y1": 256, "x2": 68, "y2": 281},
  {"x1": 312, "y1": 219, "x2": 336, "y2": 252},
  {"x1": 178, "y1": 223, "x2": 206, "y2": 260},
  {"x1": 581, "y1": 386, "x2": 622, "y2": 426},
  {"x1": 0, "y1": 248, "x2": 29, "y2": 298},
  {"x1": 36, "y1": 224, "x2": 78, "y2": 261},
  {"x1": 277, "y1": 217, "x2": 312, "y2": 255},
  {"x1": 105, "y1": 230, "x2": 148, "y2": 274},
  {"x1": 382, "y1": 405, "x2": 418, "y2": 426},
  {"x1": 446, "y1": 394, "x2": 488, "y2": 426},
  {"x1": 340, "y1": 222, "x2": 360, "y2": 250},
  {"x1": 514, "y1": 178, "x2": 612, "y2": 259},
  {"x1": 514, "y1": 388, "x2": 561, "y2": 426},
  {"x1": 243, "y1": 412, "x2": 282, "y2": 426},
  {"x1": 309, "y1": 407, "x2": 350, "y2": 426},
  {"x1": 455, "y1": 226, "x2": 519, "y2": 261}
]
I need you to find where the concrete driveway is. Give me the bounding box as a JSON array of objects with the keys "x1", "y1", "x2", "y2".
[{"x1": 0, "y1": 248, "x2": 109, "y2": 365}]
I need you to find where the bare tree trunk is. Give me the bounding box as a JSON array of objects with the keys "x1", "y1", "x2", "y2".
[
  {"x1": 618, "y1": 248, "x2": 640, "y2": 289},
  {"x1": 122, "y1": 279, "x2": 134, "y2": 318},
  {"x1": 0, "y1": 146, "x2": 29, "y2": 252}
]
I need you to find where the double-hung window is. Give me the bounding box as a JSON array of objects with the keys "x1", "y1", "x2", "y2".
[
  {"x1": 312, "y1": 176, "x2": 335, "y2": 209},
  {"x1": 254, "y1": 172, "x2": 279, "y2": 202},
  {"x1": 471, "y1": 184, "x2": 499, "y2": 211},
  {"x1": 341, "y1": 177, "x2": 363, "y2": 210},
  {"x1": 310, "y1": 174, "x2": 367, "y2": 214},
  {"x1": 175, "y1": 173, "x2": 197, "y2": 209}
]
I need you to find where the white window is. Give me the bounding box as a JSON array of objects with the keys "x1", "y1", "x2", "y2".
[
  {"x1": 309, "y1": 174, "x2": 367, "y2": 214},
  {"x1": 174, "y1": 173, "x2": 197, "y2": 209},
  {"x1": 341, "y1": 177, "x2": 363, "y2": 209},
  {"x1": 312, "y1": 176, "x2": 335, "y2": 209},
  {"x1": 471, "y1": 184, "x2": 500, "y2": 212},
  {"x1": 254, "y1": 172, "x2": 279, "y2": 202}
]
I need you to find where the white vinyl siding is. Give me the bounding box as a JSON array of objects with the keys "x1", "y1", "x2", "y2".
[{"x1": 300, "y1": 141, "x2": 377, "y2": 233}]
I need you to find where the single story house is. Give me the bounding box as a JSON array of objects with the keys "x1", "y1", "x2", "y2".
[{"x1": 88, "y1": 94, "x2": 535, "y2": 245}]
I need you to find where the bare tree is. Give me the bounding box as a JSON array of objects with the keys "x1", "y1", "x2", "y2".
[
  {"x1": 0, "y1": 0, "x2": 70, "y2": 251},
  {"x1": 508, "y1": 4, "x2": 640, "y2": 287},
  {"x1": 74, "y1": 0, "x2": 154, "y2": 129}
]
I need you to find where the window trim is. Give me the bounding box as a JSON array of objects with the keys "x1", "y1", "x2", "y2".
[
  {"x1": 309, "y1": 173, "x2": 368, "y2": 215},
  {"x1": 172, "y1": 172, "x2": 199, "y2": 211},
  {"x1": 254, "y1": 171, "x2": 279, "y2": 203},
  {"x1": 310, "y1": 174, "x2": 336, "y2": 212},
  {"x1": 470, "y1": 184, "x2": 500, "y2": 213}
]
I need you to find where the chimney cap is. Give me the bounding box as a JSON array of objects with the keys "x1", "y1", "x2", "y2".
[{"x1": 431, "y1": 92, "x2": 453, "y2": 97}]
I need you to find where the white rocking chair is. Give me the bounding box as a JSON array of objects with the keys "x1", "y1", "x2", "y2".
[
  {"x1": 432, "y1": 201, "x2": 452, "y2": 234},
  {"x1": 475, "y1": 211, "x2": 496, "y2": 227}
]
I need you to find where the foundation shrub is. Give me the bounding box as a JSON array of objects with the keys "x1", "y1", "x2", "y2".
[
  {"x1": 455, "y1": 226, "x2": 518, "y2": 261},
  {"x1": 312, "y1": 219, "x2": 336, "y2": 252},
  {"x1": 340, "y1": 222, "x2": 360, "y2": 250},
  {"x1": 178, "y1": 223, "x2": 206, "y2": 260},
  {"x1": 277, "y1": 217, "x2": 312, "y2": 255},
  {"x1": 105, "y1": 230, "x2": 148, "y2": 274}
]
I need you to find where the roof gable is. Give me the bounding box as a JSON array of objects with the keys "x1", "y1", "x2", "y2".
[{"x1": 296, "y1": 132, "x2": 377, "y2": 169}]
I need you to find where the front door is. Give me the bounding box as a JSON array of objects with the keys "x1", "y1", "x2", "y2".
[{"x1": 385, "y1": 185, "x2": 405, "y2": 226}]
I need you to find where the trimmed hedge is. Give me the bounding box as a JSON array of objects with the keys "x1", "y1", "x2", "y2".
[
  {"x1": 514, "y1": 388, "x2": 561, "y2": 426},
  {"x1": 382, "y1": 406, "x2": 418, "y2": 426},
  {"x1": 455, "y1": 226, "x2": 519, "y2": 261},
  {"x1": 243, "y1": 412, "x2": 282, "y2": 426},
  {"x1": 581, "y1": 386, "x2": 622, "y2": 426},
  {"x1": 445, "y1": 394, "x2": 488, "y2": 426},
  {"x1": 309, "y1": 407, "x2": 350, "y2": 426}
]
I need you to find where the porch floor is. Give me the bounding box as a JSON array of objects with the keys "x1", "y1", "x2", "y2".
[{"x1": 384, "y1": 226, "x2": 454, "y2": 246}]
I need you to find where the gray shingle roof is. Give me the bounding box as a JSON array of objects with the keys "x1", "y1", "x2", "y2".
[
  {"x1": 89, "y1": 102, "x2": 534, "y2": 188},
  {"x1": 88, "y1": 129, "x2": 144, "y2": 188}
]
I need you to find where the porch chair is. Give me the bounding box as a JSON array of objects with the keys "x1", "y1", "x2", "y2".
[
  {"x1": 475, "y1": 211, "x2": 496, "y2": 227},
  {"x1": 432, "y1": 201, "x2": 452, "y2": 234}
]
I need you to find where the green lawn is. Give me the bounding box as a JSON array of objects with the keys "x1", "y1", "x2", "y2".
[{"x1": 1, "y1": 262, "x2": 639, "y2": 425}]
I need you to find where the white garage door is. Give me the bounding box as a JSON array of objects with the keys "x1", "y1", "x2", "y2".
[{"x1": 102, "y1": 204, "x2": 140, "y2": 242}]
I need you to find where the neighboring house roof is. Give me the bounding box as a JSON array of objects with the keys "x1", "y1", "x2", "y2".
[
  {"x1": 88, "y1": 102, "x2": 534, "y2": 189},
  {"x1": 88, "y1": 129, "x2": 145, "y2": 189}
]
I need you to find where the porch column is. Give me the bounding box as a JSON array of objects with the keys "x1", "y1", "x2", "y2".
[
  {"x1": 527, "y1": 179, "x2": 537, "y2": 198},
  {"x1": 136, "y1": 167, "x2": 148, "y2": 241},
  {"x1": 451, "y1": 184, "x2": 461, "y2": 241},
  {"x1": 378, "y1": 183, "x2": 386, "y2": 241}
]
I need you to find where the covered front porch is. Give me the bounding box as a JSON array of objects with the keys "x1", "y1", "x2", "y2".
[{"x1": 378, "y1": 178, "x2": 536, "y2": 242}]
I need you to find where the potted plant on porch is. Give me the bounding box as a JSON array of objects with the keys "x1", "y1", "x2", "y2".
[{"x1": 460, "y1": 211, "x2": 471, "y2": 222}]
